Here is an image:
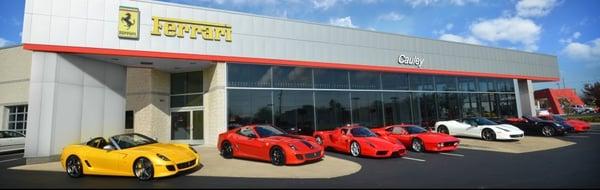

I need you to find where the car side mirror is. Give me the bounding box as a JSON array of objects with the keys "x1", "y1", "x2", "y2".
[{"x1": 103, "y1": 145, "x2": 115, "y2": 151}]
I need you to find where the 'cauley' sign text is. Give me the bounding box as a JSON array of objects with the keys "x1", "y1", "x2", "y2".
[
  {"x1": 398, "y1": 54, "x2": 423, "y2": 68},
  {"x1": 151, "y1": 16, "x2": 232, "y2": 42}
]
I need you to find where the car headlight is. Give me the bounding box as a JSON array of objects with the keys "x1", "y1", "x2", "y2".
[
  {"x1": 157, "y1": 153, "x2": 171, "y2": 161},
  {"x1": 367, "y1": 142, "x2": 376, "y2": 148},
  {"x1": 288, "y1": 144, "x2": 297, "y2": 151},
  {"x1": 189, "y1": 146, "x2": 198, "y2": 154}
]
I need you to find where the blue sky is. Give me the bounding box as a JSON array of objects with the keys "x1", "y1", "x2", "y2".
[{"x1": 1, "y1": 0, "x2": 598, "y2": 93}]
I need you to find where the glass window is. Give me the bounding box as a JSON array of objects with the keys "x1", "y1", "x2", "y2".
[
  {"x1": 478, "y1": 78, "x2": 497, "y2": 92},
  {"x1": 350, "y1": 92, "x2": 383, "y2": 128},
  {"x1": 171, "y1": 71, "x2": 203, "y2": 107},
  {"x1": 435, "y1": 76, "x2": 457, "y2": 91},
  {"x1": 381, "y1": 73, "x2": 409, "y2": 90},
  {"x1": 227, "y1": 64, "x2": 272, "y2": 87},
  {"x1": 458, "y1": 77, "x2": 477, "y2": 91},
  {"x1": 437, "y1": 93, "x2": 461, "y2": 120},
  {"x1": 412, "y1": 93, "x2": 437, "y2": 128},
  {"x1": 314, "y1": 69, "x2": 349, "y2": 89},
  {"x1": 497, "y1": 79, "x2": 514, "y2": 92},
  {"x1": 499, "y1": 94, "x2": 517, "y2": 117},
  {"x1": 170, "y1": 94, "x2": 203, "y2": 108},
  {"x1": 227, "y1": 89, "x2": 273, "y2": 127},
  {"x1": 125, "y1": 111, "x2": 134, "y2": 129},
  {"x1": 7, "y1": 105, "x2": 28, "y2": 135},
  {"x1": 272, "y1": 66, "x2": 313, "y2": 88},
  {"x1": 349, "y1": 71, "x2": 381, "y2": 89},
  {"x1": 480, "y1": 93, "x2": 499, "y2": 118},
  {"x1": 409, "y1": 74, "x2": 434, "y2": 91},
  {"x1": 315, "y1": 91, "x2": 351, "y2": 130},
  {"x1": 382, "y1": 92, "x2": 412, "y2": 125},
  {"x1": 273, "y1": 90, "x2": 315, "y2": 136},
  {"x1": 460, "y1": 93, "x2": 480, "y2": 118}
]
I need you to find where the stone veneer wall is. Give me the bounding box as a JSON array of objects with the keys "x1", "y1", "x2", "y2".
[
  {"x1": 203, "y1": 63, "x2": 227, "y2": 146},
  {"x1": 126, "y1": 68, "x2": 171, "y2": 141}
]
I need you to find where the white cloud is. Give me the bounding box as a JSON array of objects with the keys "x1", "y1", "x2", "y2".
[
  {"x1": 366, "y1": 27, "x2": 376, "y2": 31},
  {"x1": 312, "y1": 0, "x2": 351, "y2": 10},
  {"x1": 329, "y1": 16, "x2": 357, "y2": 28},
  {"x1": 439, "y1": 34, "x2": 483, "y2": 45},
  {"x1": 0, "y1": 37, "x2": 12, "y2": 47},
  {"x1": 516, "y1": 0, "x2": 557, "y2": 18},
  {"x1": 377, "y1": 12, "x2": 404, "y2": 21},
  {"x1": 404, "y1": 0, "x2": 478, "y2": 7},
  {"x1": 562, "y1": 38, "x2": 600, "y2": 61},
  {"x1": 560, "y1": 32, "x2": 581, "y2": 44},
  {"x1": 470, "y1": 17, "x2": 541, "y2": 51}
]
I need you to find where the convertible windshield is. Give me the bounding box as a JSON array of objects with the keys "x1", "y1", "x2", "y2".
[
  {"x1": 475, "y1": 118, "x2": 498, "y2": 125},
  {"x1": 552, "y1": 115, "x2": 566, "y2": 122},
  {"x1": 255, "y1": 125, "x2": 287, "y2": 138},
  {"x1": 110, "y1": 133, "x2": 157, "y2": 149},
  {"x1": 350, "y1": 127, "x2": 377, "y2": 137},
  {"x1": 525, "y1": 116, "x2": 543, "y2": 122},
  {"x1": 404, "y1": 126, "x2": 427, "y2": 134}
]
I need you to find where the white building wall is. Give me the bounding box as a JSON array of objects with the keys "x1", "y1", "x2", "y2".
[{"x1": 25, "y1": 52, "x2": 126, "y2": 163}]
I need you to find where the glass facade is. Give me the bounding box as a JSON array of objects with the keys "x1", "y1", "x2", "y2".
[
  {"x1": 226, "y1": 63, "x2": 518, "y2": 133},
  {"x1": 171, "y1": 71, "x2": 203, "y2": 108}
]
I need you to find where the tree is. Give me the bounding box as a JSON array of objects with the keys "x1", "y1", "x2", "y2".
[{"x1": 582, "y1": 81, "x2": 600, "y2": 108}]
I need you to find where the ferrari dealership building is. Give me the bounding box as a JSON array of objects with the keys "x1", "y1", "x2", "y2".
[{"x1": 1, "y1": 0, "x2": 559, "y2": 163}]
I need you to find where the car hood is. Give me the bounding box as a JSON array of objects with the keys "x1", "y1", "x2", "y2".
[
  {"x1": 130, "y1": 143, "x2": 196, "y2": 161},
  {"x1": 359, "y1": 137, "x2": 404, "y2": 149},
  {"x1": 264, "y1": 135, "x2": 321, "y2": 151},
  {"x1": 491, "y1": 124, "x2": 523, "y2": 133},
  {"x1": 417, "y1": 132, "x2": 459, "y2": 142}
]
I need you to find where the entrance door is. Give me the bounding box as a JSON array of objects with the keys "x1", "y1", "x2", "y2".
[{"x1": 171, "y1": 110, "x2": 203, "y2": 145}]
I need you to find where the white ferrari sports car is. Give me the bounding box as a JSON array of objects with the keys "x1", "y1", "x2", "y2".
[{"x1": 434, "y1": 117, "x2": 524, "y2": 141}]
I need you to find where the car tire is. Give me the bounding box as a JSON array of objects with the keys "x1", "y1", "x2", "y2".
[
  {"x1": 437, "y1": 125, "x2": 449, "y2": 134},
  {"x1": 411, "y1": 138, "x2": 424, "y2": 152},
  {"x1": 221, "y1": 141, "x2": 234, "y2": 159},
  {"x1": 133, "y1": 157, "x2": 154, "y2": 181},
  {"x1": 542, "y1": 126, "x2": 556, "y2": 137},
  {"x1": 66, "y1": 155, "x2": 84, "y2": 178},
  {"x1": 270, "y1": 147, "x2": 286, "y2": 166},
  {"x1": 350, "y1": 141, "x2": 361, "y2": 157},
  {"x1": 482, "y1": 129, "x2": 496, "y2": 141}
]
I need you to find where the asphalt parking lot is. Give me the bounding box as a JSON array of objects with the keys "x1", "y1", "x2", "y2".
[{"x1": 1, "y1": 124, "x2": 600, "y2": 188}]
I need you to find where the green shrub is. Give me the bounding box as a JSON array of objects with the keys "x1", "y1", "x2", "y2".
[{"x1": 565, "y1": 115, "x2": 600, "y2": 123}]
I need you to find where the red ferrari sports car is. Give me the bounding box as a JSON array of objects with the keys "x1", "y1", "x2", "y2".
[
  {"x1": 538, "y1": 114, "x2": 590, "y2": 132},
  {"x1": 313, "y1": 125, "x2": 406, "y2": 158},
  {"x1": 217, "y1": 124, "x2": 324, "y2": 166},
  {"x1": 372, "y1": 124, "x2": 460, "y2": 152}
]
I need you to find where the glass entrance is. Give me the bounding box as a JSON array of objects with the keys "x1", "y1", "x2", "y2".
[{"x1": 171, "y1": 110, "x2": 203, "y2": 144}]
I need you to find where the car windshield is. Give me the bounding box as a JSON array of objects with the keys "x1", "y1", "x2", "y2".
[
  {"x1": 404, "y1": 126, "x2": 428, "y2": 134},
  {"x1": 350, "y1": 127, "x2": 377, "y2": 137},
  {"x1": 552, "y1": 115, "x2": 566, "y2": 122},
  {"x1": 475, "y1": 118, "x2": 498, "y2": 125},
  {"x1": 255, "y1": 125, "x2": 287, "y2": 138},
  {"x1": 110, "y1": 133, "x2": 157, "y2": 149}
]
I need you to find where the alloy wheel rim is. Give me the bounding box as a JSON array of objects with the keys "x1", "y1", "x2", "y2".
[
  {"x1": 483, "y1": 131, "x2": 491, "y2": 140},
  {"x1": 67, "y1": 157, "x2": 80, "y2": 176},
  {"x1": 272, "y1": 149, "x2": 282, "y2": 164},
  {"x1": 350, "y1": 142, "x2": 359, "y2": 156},
  {"x1": 223, "y1": 143, "x2": 232, "y2": 156},
  {"x1": 412, "y1": 140, "x2": 422, "y2": 151},
  {"x1": 135, "y1": 159, "x2": 152, "y2": 180},
  {"x1": 543, "y1": 127, "x2": 552, "y2": 136}
]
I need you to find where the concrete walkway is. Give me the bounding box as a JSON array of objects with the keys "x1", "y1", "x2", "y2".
[
  {"x1": 458, "y1": 136, "x2": 575, "y2": 154},
  {"x1": 8, "y1": 146, "x2": 361, "y2": 179}
]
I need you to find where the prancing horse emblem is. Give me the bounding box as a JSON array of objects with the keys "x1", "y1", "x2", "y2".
[{"x1": 121, "y1": 13, "x2": 135, "y2": 29}]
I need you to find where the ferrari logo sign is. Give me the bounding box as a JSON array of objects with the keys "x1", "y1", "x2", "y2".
[{"x1": 118, "y1": 6, "x2": 140, "y2": 39}]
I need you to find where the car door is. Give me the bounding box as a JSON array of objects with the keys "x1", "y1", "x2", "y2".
[
  {"x1": 7, "y1": 131, "x2": 25, "y2": 151},
  {"x1": 462, "y1": 120, "x2": 483, "y2": 138},
  {"x1": 337, "y1": 129, "x2": 353, "y2": 152},
  {"x1": 452, "y1": 120, "x2": 471, "y2": 136},
  {"x1": 0, "y1": 132, "x2": 8, "y2": 152},
  {"x1": 233, "y1": 127, "x2": 262, "y2": 159},
  {"x1": 389, "y1": 127, "x2": 411, "y2": 145},
  {"x1": 83, "y1": 138, "x2": 129, "y2": 176}
]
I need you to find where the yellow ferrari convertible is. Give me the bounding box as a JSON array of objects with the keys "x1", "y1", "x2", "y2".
[{"x1": 60, "y1": 133, "x2": 200, "y2": 180}]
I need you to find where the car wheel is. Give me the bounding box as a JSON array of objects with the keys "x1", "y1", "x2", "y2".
[
  {"x1": 133, "y1": 157, "x2": 154, "y2": 181},
  {"x1": 482, "y1": 129, "x2": 496, "y2": 141},
  {"x1": 542, "y1": 126, "x2": 555, "y2": 137},
  {"x1": 437, "y1": 126, "x2": 449, "y2": 134},
  {"x1": 350, "y1": 141, "x2": 361, "y2": 157},
  {"x1": 411, "y1": 138, "x2": 424, "y2": 152},
  {"x1": 315, "y1": 136, "x2": 323, "y2": 145},
  {"x1": 221, "y1": 141, "x2": 234, "y2": 159},
  {"x1": 270, "y1": 147, "x2": 286, "y2": 166},
  {"x1": 66, "y1": 155, "x2": 83, "y2": 178}
]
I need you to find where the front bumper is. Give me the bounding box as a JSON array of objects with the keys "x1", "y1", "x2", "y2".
[
  {"x1": 285, "y1": 149, "x2": 325, "y2": 165},
  {"x1": 424, "y1": 141, "x2": 459, "y2": 152},
  {"x1": 362, "y1": 146, "x2": 406, "y2": 158},
  {"x1": 496, "y1": 132, "x2": 525, "y2": 140},
  {"x1": 154, "y1": 154, "x2": 201, "y2": 178}
]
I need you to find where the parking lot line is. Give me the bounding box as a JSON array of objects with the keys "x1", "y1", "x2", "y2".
[
  {"x1": 0, "y1": 158, "x2": 23, "y2": 163},
  {"x1": 585, "y1": 132, "x2": 600, "y2": 135},
  {"x1": 401, "y1": 157, "x2": 426, "y2": 162},
  {"x1": 439, "y1": 152, "x2": 464, "y2": 157},
  {"x1": 564, "y1": 135, "x2": 589, "y2": 138}
]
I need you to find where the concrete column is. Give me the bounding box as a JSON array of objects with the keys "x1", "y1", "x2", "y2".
[
  {"x1": 203, "y1": 63, "x2": 227, "y2": 146},
  {"x1": 513, "y1": 79, "x2": 523, "y2": 117},
  {"x1": 517, "y1": 79, "x2": 536, "y2": 117},
  {"x1": 25, "y1": 52, "x2": 126, "y2": 164},
  {"x1": 126, "y1": 68, "x2": 171, "y2": 142}
]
